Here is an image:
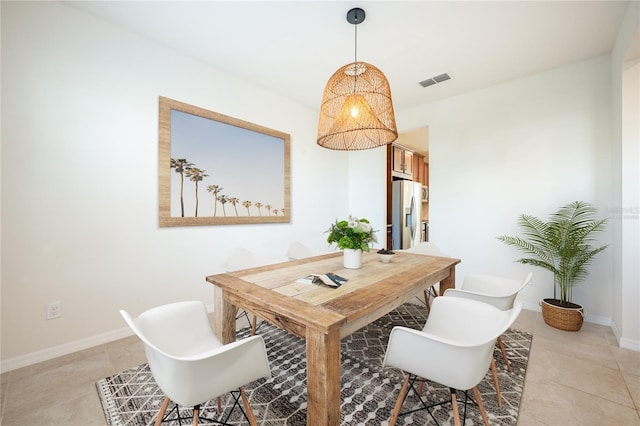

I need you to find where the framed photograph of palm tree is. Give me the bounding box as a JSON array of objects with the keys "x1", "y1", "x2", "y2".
[{"x1": 158, "y1": 96, "x2": 290, "y2": 227}]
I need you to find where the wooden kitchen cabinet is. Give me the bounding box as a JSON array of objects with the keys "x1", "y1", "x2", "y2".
[
  {"x1": 392, "y1": 145, "x2": 413, "y2": 179},
  {"x1": 413, "y1": 154, "x2": 423, "y2": 185},
  {"x1": 412, "y1": 154, "x2": 429, "y2": 186},
  {"x1": 424, "y1": 162, "x2": 429, "y2": 186}
]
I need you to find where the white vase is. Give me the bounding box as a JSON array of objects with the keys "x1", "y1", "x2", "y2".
[{"x1": 343, "y1": 248, "x2": 363, "y2": 269}]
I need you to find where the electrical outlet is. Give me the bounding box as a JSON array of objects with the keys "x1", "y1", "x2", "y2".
[{"x1": 46, "y1": 301, "x2": 61, "y2": 320}]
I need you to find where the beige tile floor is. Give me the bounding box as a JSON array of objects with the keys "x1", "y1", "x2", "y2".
[{"x1": 1, "y1": 309, "x2": 639, "y2": 425}]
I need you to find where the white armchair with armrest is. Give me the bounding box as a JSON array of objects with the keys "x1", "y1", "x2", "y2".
[
  {"x1": 286, "y1": 240, "x2": 330, "y2": 260},
  {"x1": 443, "y1": 271, "x2": 532, "y2": 405},
  {"x1": 383, "y1": 296, "x2": 522, "y2": 426},
  {"x1": 120, "y1": 301, "x2": 271, "y2": 426}
]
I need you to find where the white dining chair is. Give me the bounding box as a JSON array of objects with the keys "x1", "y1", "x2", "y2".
[
  {"x1": 443, "y1": 271, "x2": 532, "y2": 406},
  {"x1": 383, "y1": 296, "x2": 522, "y2": 426},
  {"x1": 223, "y1": 247, "x2": 287, "y2": 272},
  {"x1": 286, "y1": 240, "x2": 329, "y2": 260},
  {"x1": 224, "y1": 247, "x2": 287, "y2": 335},
  {"x1": 402, "y1": 241, "x2": 448, "y2": 257},
  {"x1": 120, "y1": 301, "x2": 271, "y2": 426},
  {"x1": 444, "y1": 272, "x2": 532, "y2": 369}
]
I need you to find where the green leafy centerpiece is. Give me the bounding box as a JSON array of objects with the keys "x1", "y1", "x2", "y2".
[{"x1": 326, "y1": 215, "x2": 378, "y2": 269}]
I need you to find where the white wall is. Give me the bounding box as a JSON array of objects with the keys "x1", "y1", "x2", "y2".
[
  {"x1": 619, "y1": 60, "x2": 640, "y2": 350},
  {"x1": 0, "y1": 1, "x2": 364, "y2": 369},
  {"x1": 610, "y1": 1, "x2": 640, "y2": 351},
  {"x1": 397, "y1": 57, "x2": 616, "y2": 324},
  {"x1": 348, "y1": 147, "x2": 388, "y2": 239}
]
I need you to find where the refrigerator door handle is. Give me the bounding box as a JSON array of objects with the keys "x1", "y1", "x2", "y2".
[{"x1": 409, "y1": 195, "x2": 416, "y2": 240}]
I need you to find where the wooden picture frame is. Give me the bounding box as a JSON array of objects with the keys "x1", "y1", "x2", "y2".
[{"x1": 159, "y1": 97, "x2": 290, "y2": 227}]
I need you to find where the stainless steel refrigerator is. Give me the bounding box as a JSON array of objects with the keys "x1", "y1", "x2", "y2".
[{"x1": 391, "y1": 180, "x2": 423, "y2": 250}]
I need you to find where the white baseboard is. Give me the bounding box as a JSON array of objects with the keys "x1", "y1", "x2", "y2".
[
  {"x1": 584, "y1": 313, "x2": 612, "y2": 327},
  {"x1": 1, "y1": 327, "x2": 134, "y2": 374},
  {"x1": 610, "y1": 319, "x2": 640, "y2": 352},
  {"x1": 1, "y1": 304, "x2": 218, "y2": 374},
  {"x1": 619, "y1": 337, "x2": 640, "y2": 351},
  {"x1": 521, "y1": 301, "x2": 542, "y2": 312}
]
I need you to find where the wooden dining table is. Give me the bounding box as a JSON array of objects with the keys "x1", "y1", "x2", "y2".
[{"x1": 205, "y1": 250, "x2": 460, "y2": 425}]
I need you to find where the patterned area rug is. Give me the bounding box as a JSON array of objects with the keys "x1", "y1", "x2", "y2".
[{"x1": 96, "y1": 303, "x2": 532, "y2": 425}]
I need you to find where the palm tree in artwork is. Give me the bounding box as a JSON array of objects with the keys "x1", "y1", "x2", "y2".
[
  {"x1": 206, "y1": 185, "x2": 223, "y2": 216},
  {"x1": 254, "y1": 202, "x2": 263, "y2": 216},
  {"x1": 280, "y1": 207, "x2": 286, "y2": 217},
  {"x1": 217, "y1": 195, "x2": 228, "y2": 217},
  {"x1": 273, "y1": 209, "x2": 279, "y2": 216},
  {"x1": 185, "y1": 167, "x2": 208, "y2": 217},
  {"x1": 242, "y1": 200, "x2": 252, "y2": 216},
  {"x1": 228, "y1": 197, "x2": 240, "y2": 216},
  {"x1": 265, "y1": 204, "x2": 272, "y2": 216},
  {"x1": 170, "y1": 158, "x2": 193, "y2": 217}
]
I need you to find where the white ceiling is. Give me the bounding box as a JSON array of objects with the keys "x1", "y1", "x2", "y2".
[{"x1": 66, "y1": 1, "x2": 630, "y2": 113}]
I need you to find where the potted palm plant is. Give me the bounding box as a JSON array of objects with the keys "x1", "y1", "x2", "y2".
[{"x1": 497, "y1": 201, "x2": 608, "y2": 331}]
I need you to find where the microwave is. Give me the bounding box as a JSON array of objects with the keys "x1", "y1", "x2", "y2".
[{"x1": 421, "y1": 186, "x2": 429, "y2": 202}]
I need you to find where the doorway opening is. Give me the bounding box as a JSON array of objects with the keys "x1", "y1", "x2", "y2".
[{"x1": 385, "y1": 126, "x2": 429, "y2": 250}]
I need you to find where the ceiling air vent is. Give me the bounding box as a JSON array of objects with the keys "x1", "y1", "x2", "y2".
[
  {"x1": 419, "y1": 78, "x2": 437, "y2": 88},
  {"x1": 419, "y1": 73, "x2": 451, "y2": 88}
]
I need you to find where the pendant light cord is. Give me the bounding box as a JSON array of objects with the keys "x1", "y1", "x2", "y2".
[
  {"x1": 354, "y1": 19, "x2": 358, "y2": 63},
  {"x1": 352, "y1": 16, "x2": 359, "y2": 94}
]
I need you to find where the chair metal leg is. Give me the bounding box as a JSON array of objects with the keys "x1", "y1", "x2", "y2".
[
  {"x1": 393, "y1": 376, "x2": 489, "y2": 425},
  {"x1": 236, "y1": 307, "x2": 261, "y2": 336},
  {"x1": 239, "y1": 386, "x2": 257, "y2": 426},
  {"x1": 472, "y1": 386, "x2": 490, "y2": 426},
  {"x1": 451, "y1": 389, "x2": 461, "y2": 426},
  {"x1": 235, "y1": 307, "x2": 251, "y2": 327},
  {"x1": 497, "y1": 335, "x2": 511, "y2": 371},
  {"x1": 155, "y1": 395, "x2": 256, "y2": 426},
  {"x1": 490, "y1": 357, "x2": 502, "y2": 406},
  {"x1": 423, "y1": 287, "x2": 439, "y2": 314},
  {"x1": 156, "y1": 396, "x2": 170, "y2": 426},
  {"x1": 389, "y1": 373, "x2": 411, "y2": 426}
]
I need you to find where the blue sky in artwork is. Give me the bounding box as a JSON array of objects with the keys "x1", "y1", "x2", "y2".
[{"x1": 170, "y1": 110, "x2": 285, "y2": 217}]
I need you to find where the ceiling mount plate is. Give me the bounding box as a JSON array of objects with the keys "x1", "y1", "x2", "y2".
[{"x1": 347, "y1": 8, "x2": 365, "y2": 25}]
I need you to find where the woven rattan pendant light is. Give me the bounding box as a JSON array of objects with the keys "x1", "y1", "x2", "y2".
[{"x1": 317, "y1": 8, "x2": 398, "y2": 150}]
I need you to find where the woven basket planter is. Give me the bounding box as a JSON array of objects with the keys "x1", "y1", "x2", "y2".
[{"x1": 541, "y1": 298, "x2": 584, "y2": 331}]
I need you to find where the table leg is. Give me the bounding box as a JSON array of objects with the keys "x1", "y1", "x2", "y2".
[
  {"x1": 213, "y1": 286, "x2": 236, "y2": 344},
  {"x1": 439, "y1": 265, "x2": 456, "y2": 294},
  {"x1": 306, "y1": 327, "x2": 341, "y2": 425}
]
